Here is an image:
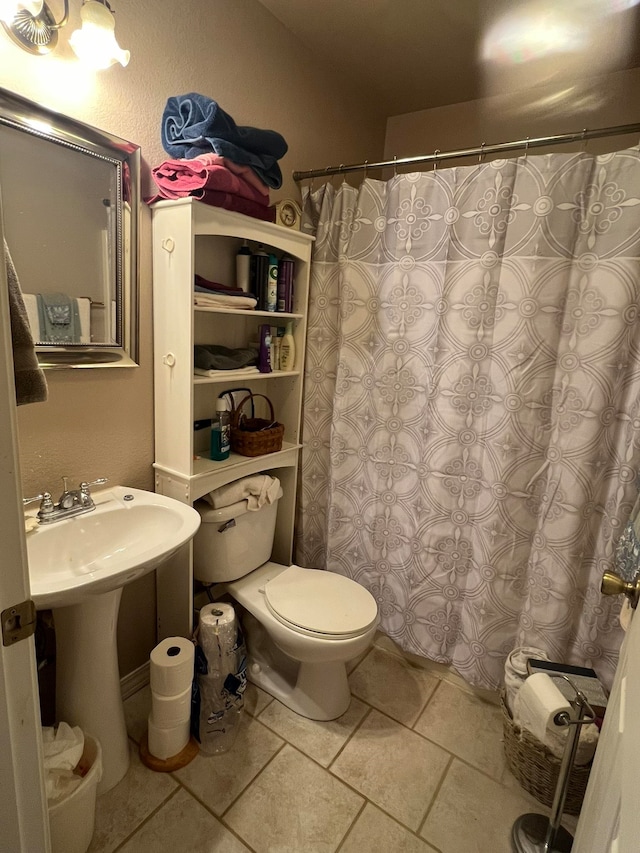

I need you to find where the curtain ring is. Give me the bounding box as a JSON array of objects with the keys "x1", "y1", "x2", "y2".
[
  {"x1": 393, "y1": 154, "x2": 398, "y2": 177},
  {"x1": 524, "y1": 137, "x2": 530, "y2": 160},
  {"x1": 478, "y1": 142, "x2": 486, "y2": 163},
  {"x1": 433, "y1": 149, "x2": 440, "y2": 171},
  {"x1": 581, "y1": 128, "x2": 588, "y2": 153},
  {"x1": 363, "y1": 159, "x2": 368, "y2": 179}
]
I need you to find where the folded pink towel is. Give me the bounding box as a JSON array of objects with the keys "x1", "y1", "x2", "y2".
[{"x1": 151, "y1": 155, "x2": 269, "y2": 204}]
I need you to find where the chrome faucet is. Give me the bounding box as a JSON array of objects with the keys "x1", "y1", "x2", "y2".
[{"x1": 23, "y1": 477, "x2": 108, "y2": 524}]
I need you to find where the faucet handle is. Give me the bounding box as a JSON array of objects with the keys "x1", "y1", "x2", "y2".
[
  {"x1": 23, "y1": 492, "x2": 54, "y2": 516},
  {"x1": 79, "y1": 478, "x2": 108, "y2": 505},
  {"x1": 23, "y1": 493, "x2": 44, "y2": 506},
  {"x1": 80, "y1": 477, "x2": 108, "y2": 493}
]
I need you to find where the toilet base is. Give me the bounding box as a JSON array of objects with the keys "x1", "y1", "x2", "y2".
[{"x1": 243, "y1": 613, "x2": 352, "y2": 721}]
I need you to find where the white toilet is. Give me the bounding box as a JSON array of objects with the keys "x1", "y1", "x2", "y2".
[{"x1": 193, "y1": 490, "x2": 378, "y2": 721}]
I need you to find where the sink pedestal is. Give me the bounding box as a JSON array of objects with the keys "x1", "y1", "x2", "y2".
[{"x1": 53, "y1": 588, "x2": 130, "y2": 794}]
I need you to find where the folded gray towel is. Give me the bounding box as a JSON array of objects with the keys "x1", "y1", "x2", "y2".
[
  {"x1": 36, "y1": 292, "x2": 81, "y2": 343},
  {"x1": 5, "y1": 239, "x2": 48, "y2": 406},
  {"x1": 194, "y1": 344, "x2": 258, "y2": 371}
]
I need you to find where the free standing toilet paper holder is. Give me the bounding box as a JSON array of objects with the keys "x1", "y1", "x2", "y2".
[{"x1": 511, "y1": 674, "x2": 597, "y2": 853}]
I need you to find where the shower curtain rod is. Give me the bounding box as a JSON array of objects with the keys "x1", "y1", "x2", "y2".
[{"x1": 292, "y1": 120, "x2": 640, "y2": 181}]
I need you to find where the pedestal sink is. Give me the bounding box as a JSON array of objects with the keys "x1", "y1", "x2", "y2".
[{"x1": 26, "y1": 486, "x2": 200, "y2": 793}]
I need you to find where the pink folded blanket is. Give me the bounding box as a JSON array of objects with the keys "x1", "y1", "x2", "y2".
[
  {"x1": 151, "y1": 154, "x2": 270, "y2": 204},
  {"x1": 198, "y1": 189, "x2": 276, "y2": 222}
]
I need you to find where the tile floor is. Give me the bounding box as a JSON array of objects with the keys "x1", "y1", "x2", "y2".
[{"x1": 88, "y1": 640, "x2": 580, "y2": 853}]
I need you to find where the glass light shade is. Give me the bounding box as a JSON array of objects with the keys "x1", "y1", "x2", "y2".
[
  {"x1": 69, "y1": 0, "x2": 129, "y2": 69},
  {"x1": 0, "y1": 0, "x2": 43, "y2": 24}
]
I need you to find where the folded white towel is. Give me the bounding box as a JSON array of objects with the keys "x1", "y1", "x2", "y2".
[
  {"x1": 194, "y1": 366, "x2": 259, "y2": 377},
  {"x1": 204, "y1": 475, "x2": 280, "y2": 512},
  {"x1": 194, "y1": 293, "x2": 257, "y2": 310}
]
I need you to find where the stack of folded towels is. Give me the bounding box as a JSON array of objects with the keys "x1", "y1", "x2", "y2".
[
  {"x1": 194, "y1": 273, "x2": 257, "y2": 311},
  {"x1": 148, "y1": 93, "x2": 287, "y2": 221}
]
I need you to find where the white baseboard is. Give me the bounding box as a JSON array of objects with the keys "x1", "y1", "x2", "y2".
[{"x1": 120, "y1": 660, "x2": 150, "y2": 701}]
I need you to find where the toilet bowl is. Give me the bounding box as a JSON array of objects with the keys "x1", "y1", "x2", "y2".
[{"x1": 193, "y1": 491, "x2": 378, "y2": 720}]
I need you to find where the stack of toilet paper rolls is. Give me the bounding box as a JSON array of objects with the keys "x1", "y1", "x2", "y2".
[{"x1": 148, "y1": 636, "x2": 194, "y2": 761}]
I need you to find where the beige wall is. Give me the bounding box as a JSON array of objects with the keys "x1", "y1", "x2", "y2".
[
  {"x1": 1, "y1": 0, "x2": 385, "y2": 675},
  {"x1": 385, "y1": 66, "x2": 640, "y2": 165}
]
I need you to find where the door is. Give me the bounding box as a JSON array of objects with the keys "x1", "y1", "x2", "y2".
[
  {"x1": 0, "y1": 201, "x2": 50, "y2": 850},
  {"x1": 573, "y1": 598, "x2": 640, "y2": 852}
]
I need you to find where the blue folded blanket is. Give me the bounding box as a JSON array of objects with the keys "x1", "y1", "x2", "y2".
[{"x1": 161, "y1": 93, "x2": 288, "y2": 189}]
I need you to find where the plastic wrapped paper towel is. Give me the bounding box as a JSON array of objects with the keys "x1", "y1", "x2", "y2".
[{"x1": 194, "y1": 602, "x2": 246, "y2": 754}]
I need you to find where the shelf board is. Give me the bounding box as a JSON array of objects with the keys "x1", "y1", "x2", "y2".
[
  {"x1": 194, "y1": 306, "x2": 303, "y2": 319},
  {"x1": 193, "y1": 370, "x2": 299, "y2": 385},
  {"x1": 155, "y1": 444, "x2": 302, "y2": 502}
]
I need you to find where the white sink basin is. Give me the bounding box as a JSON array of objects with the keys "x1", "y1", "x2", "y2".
[
  {"x1": 25, "y1": 485, "x2": 201, "y2": 793},
  {"x1": 26, "y1": 485, "x2": 201, "y2": 609}
]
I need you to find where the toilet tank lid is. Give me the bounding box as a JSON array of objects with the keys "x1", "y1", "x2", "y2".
[{"x1": 194, "y1": 488, "x2": 283, "y2": 523}]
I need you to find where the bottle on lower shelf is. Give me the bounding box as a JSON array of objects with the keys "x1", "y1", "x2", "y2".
[{"x1": 210, "y1": 399, "x2": 231, "y2": 460}]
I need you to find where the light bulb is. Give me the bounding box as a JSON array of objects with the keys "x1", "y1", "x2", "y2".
[{"x1": 69, "y1": 0, "x2": 129, "y2": 69}]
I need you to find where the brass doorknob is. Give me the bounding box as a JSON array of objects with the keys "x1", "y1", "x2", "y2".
[{"x1": 601, "y1": 570, "x2": 640, "y2": 608}]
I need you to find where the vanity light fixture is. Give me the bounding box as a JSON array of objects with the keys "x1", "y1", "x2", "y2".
[
  {"x1": 1, "y1": 0, "x2": 129, "y2": 67},
  {"x1": 69, "y1": 0, "x2": 129, "y2": 69},
  {"x1": 0, "y1": 0, "x2": 69, "y2": 55}
]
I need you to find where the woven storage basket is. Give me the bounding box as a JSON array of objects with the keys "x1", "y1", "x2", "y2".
[
  {"x1": 500, "y1": 691, "x2": 591, "y2": 816},
  {"x1": 230, "y1": 392, "x2": 284, "y2": 457}
]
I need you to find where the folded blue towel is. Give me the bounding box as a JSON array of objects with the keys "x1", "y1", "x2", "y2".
[{"x1": 161, "y1": 93, "x2": 287, "y2": 189}]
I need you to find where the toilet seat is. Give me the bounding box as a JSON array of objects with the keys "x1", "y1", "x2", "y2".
[{"x1": 264, "y1": 565, "x2": 378, "y2": 639}]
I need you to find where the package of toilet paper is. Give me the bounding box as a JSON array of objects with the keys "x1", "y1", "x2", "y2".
[{"x1": 192, "y1": 603, "x2": 247, "y2": 754}]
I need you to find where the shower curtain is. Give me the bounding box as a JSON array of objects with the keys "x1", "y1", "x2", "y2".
[{"x1": 296, "y1": 148, "x2": 640, "y2": 691}]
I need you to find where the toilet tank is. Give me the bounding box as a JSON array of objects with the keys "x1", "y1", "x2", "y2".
[{"x1": 193, "y1": 489, "x2": 282, "y2": 583}]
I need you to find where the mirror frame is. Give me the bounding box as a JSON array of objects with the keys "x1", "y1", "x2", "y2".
[{"x1": 0, "y1": 87, "x2": 140, "y2": 368}]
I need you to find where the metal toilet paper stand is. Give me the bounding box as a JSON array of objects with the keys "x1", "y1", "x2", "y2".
[{"x1": 511, "y1": 674, "x2": 597, "y2": 853}]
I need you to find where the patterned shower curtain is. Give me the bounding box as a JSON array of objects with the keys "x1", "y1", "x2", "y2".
[{"x1": 295, "y1": 149, "x2": 640, "y2": 691}]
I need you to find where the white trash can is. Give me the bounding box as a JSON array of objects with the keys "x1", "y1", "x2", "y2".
[{"x1": 48, "y1": 734, "x2": 102, "y2": 853}]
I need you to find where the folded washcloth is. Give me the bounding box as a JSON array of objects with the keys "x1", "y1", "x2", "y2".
[
  {"x1": 194, "y1": 344, "x2": 258, "y2": 371},
  {"x1": 204, "y1": 475, "x2": 281, "y2": 512},
  {"x1": 161, "y1": 94, "x2": 287, "y2": 189},
  {"x1": 151, "y1": 156, "x2": 269, "y2": 204},
  {"x1": 504, "y1": 645, "x2": 549, "y2": 713},
  {"x1": 4, "y1": 239, "x2": 48, "y2": 406},
  {"x1": 194, "y1": 366, "x2": 259, "y2": 377},
  {"x1": 195, "y1": 285, "x2": 247, "y2": 296},
  {"x1": 195, "y1": 274, "x2": 245, "y2": 294},
  {"x1": 194, "y1": 292, "x2": 257, "y2": 310}
]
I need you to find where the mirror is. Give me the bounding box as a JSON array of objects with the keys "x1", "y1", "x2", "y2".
[{"x1": 0, "y1": 87, "x2": 140, "y2": 368}]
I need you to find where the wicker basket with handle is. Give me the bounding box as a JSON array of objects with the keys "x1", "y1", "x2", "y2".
[
  {"x1": 230, "y1": 392, "x2": 284, "y2": 457},
  {"x1": 500, "y1": 691, "x2": 591, "y2": 816}
]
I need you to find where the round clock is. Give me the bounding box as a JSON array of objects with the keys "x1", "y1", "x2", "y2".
[{"x1": 276, "y1": 199, "x2": 302, "y2": 230}]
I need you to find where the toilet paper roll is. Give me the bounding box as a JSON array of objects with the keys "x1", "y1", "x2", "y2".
[
  {"x1": 198, "y1": 603, "x2": 237, "y2": 668},
  {"x1": 149, "y1": 637, "x2": 195, "y2": 697},
  {"x1": 147, "y1": 714, "x2": 190, "y2": 761},
  {"x1": 513, "y1": 672, "x2": 572, "y2": 744},
  {"x1": 151, "y1": 684, "x2": 192, "y2": 728}
]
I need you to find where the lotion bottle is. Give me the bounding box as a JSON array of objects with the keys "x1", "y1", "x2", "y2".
[{"x1": 280, "y1": 321, "x2": 295, "y2": 371}]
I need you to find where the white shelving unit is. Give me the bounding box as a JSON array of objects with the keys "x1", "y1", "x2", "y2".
[{"x1": 151, "y1": 198, "x2": 313, "y2": 638}]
